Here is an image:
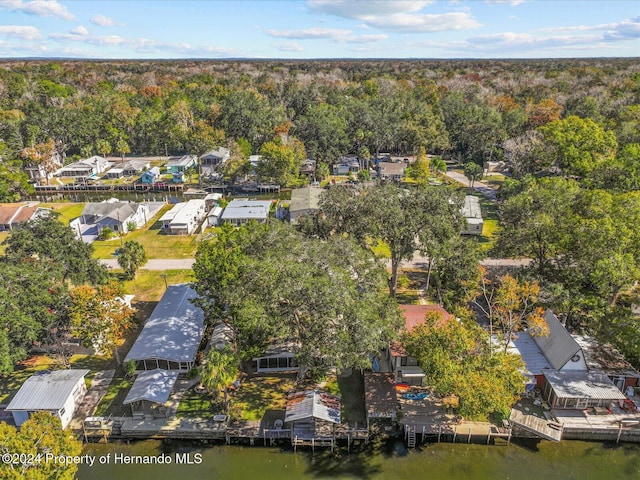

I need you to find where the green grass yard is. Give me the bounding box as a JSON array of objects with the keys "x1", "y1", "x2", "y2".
[{"x1": 229, "y1": 374, "x2": 296, "y2": 421}]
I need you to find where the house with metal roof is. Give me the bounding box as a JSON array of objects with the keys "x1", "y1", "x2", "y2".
[
  {"x1": 220, "y1": 198, "x2": 272, "y2": 226},
  {"x1": 140, "y1": 166, "x2": 161, "y2": 183},
  {"x1": 461, "y1": 195, "x2": 484, "y2": 235},
  {"x1": 159, "y1": 199, "x2": 206, "y2": 234},
  {"x1": 285, "y1": 390, "x2": 341, "y2": 446},
  {"x1": 542, "y1": 370, "x2": 626, "y2": 409},
  {"x1": 200, "y1": 147, "x2": 230, "y2": 169},
  {"x1": 123, "y1": 369, "x2": 179, "y2": 418},
  {"x1": 57, "y1": 156, "x2": 112, "y2": 178},
  {"x1": 533, "y1": 310, "x2": 587, "y2": 371},
  {"x1": 289, "y1": 186, "x2": 322, "y2": 224},
  {"x1": 124, "y1": 284, "x2": 204, "y2": 372},
  {"x1": 121, "y1": 159, "x2": 151, "y2": 176},
  {"x1": 166, "y1": 155, "x2": 197, "y2": 173},
  {"x1": 6, "y1": 369, "x2": 89, "y2": 429}
]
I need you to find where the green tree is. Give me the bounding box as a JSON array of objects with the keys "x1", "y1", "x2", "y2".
[
  {"x1": 408, "y1": 146, "x2": 430, "y2": 183},
  {"x1": 0, "y1": 161, "x2": 32, "y2": 201},
  {"x1": 116, "y1": 137, "x2": 130, "y2": 163},
  {"x1": 539, "y1": 115, "x2": 617, "y2": 177},
  {"x1": 463, "y1": 162, "x2": 483, "y2": 188},
  {"x1": 68, "y1": 280, "x2": 135, "y2": 362},
  {"x1": 403, "y1": 312, "x2": 526, "y2": 421},
  {"x1": 257, "y1": 138, "x2": 305, "y2": 186},
  {"x1": 4, "y1": 214, "x2": 107, "y2": 285},
  {"x1": 117, "y1": 240, "x2": 147, "y2": 280},
  {"x1": 0, "y1": 412, "x2": 82, "y2": 480},
  {"x1": 96, "y1": 138, "x2": 112, "y2": 159},
  {"x1": 199, "y1": 346, "x2": 239, "y2": 412}
]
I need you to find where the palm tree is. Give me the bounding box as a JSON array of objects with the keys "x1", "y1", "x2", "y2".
[
  {"x1": 199, "y1": 346, "x2": 239, "y2": 414},
  {"x1": 117, "y1": 240, "x2": 147, "y2": 280}
]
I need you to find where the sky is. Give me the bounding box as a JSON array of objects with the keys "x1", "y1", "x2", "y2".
[{"x1": 0, "y1": 0, "x2": 638, "y2": 59}]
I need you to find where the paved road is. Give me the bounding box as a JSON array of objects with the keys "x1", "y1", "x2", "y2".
[
  {"x1": 444, "y1": 170, "x2": 497, "y2": 200},
  {"x1": 100, "y1": 258, "x2": 195, "y2": 270},
  {"x1": 388, "y1": 252, "x2": 532, "y2": 270}
]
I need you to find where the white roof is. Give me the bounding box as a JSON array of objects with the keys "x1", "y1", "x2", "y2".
[
  {"x1": 504, "y1": 332, "x2": 553, "y2": 377},
  {"x1": 208, "y1": 206, "x2": 223, "y2": 218},
  {"x1": 7, "y1": 369, "x2": 89, "y2": 411},
  {"x1": 221, "y1": 199, "x2": 272, "y2": 221},
  {"x1": 123, "y1": 369, "x2": 179, "y2": 405},
  {"x1": 285, "y1": 390, "x2": 341, "y2": 424},
  {"x1": 167, "y1": 155, "x2": 196, "y2": 168},
  {"x1": 160, "y1": 200, "x2": 204, "y2": 224},
  {"x1": 205, "y1": 193, "x2": 223, "y2": 201},
  {"x1": 462, "y1": 195, "x2": 482, "y2": 219},
  {"x1": 544, "y1": 371, "x2": 626, "y2": 401},
  {"x1": 124, "y1": 284, "x2": 204, "y2": 364}
]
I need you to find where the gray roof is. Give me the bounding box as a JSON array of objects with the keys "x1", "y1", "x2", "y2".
[
  {"x1": 506, "y1": 332, "x2": 553, "y2": 377},
  {"x1": 289, "y1": 187, "x2": 322, "y2": 214},
  {"x1": 201, "y1": 147, "x2": 230, "y2": 159},
  {"x1": 123, "y1": 369, "x2": 179, "y2": 405},
  {"x1": 544, "y1": 371, "x2": 626, "y2": 401},
  {"x1": 6, "y1": 369, "x2": 90, "y2": 411},
  {"x1": 124, "y1": 284, "x2": 205, "y2": 364},
  {"x1": 167, "y1": 155, "x2": 196, "y2": 168},
  {"x1": 533, "y1": 310, "x2": 583, "y2": 370},
  {"x1": 285, "y1": 390, "x2": 341, "y2": 424},
  {"x1": 81, "y1": 202, "x2": 138, "y2": 221},
  {"x1": 221, "y1": 199, "x2": 272, "y2": 221},
  {"x1": 462, "y1": 195, "x2": 482, "y2": 219}
]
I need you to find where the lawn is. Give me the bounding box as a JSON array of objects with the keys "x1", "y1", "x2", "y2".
[
  {"x1": 0, "y1": 232, "x2": 8, "y2": 254},
  {"x1": 92, "y1": 205, "x2": 200, "y2": 259},
  {"x1": 229, "y1": 373, "x2": 296, "y2": 421},
  {"x1": 176, "y1": 388, "x2": 218, "y2": 419},
  {"x1": 40, "y1": 202, "x2": 85, "y2": 225},
  {"x1": 94, "y1": 373, "x2": 134, "y2": 417}
]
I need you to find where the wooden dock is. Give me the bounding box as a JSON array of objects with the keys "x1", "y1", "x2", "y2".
[{"x1": 509, "y1": 409, "x2": 563, "y2": 442}]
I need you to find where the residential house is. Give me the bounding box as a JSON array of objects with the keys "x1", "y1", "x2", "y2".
[
  {"x1": 387, "y1": 304, "x2": 453, "y2": 385},
  {"x1": 332, "y1": 156, "x2": 360, "y2": 176},
  {"x1": 254, "y1": 343, "x2": 299, "y2": 373},
  {"x1": 289, "y1": 186, "x2": 322, "y2": 224},
  {"x1": 461, "y1": 195, "x2": 483, "y2": 235},
  {"x1": 106, "y1": 168, "x2": 124, "y2": 179},
  {"x1": 0, "y1": 203, "x2": 48, "y2": 231},
  {"x1": 140, "y1": 166, "x2": 161, "y2": 184},
  {"x1": 159, "y1": 199, "x2": 206, "y2": 235},
  {"x1": 378, "y1": 162, "x2": 407, "y2": 181},
  {"x1": 220, "y1": 198, "x2": 272, "y2": 226},
  {"x1": 166, "y1": 155, "x2": 197, "y2": 173},
  {"x1": 57, "y1": 156, "x2": 112, "y2": 178},
  {"x1": 542, "y1": 370, "x2": 626, "y2": 410},
  {"x1": 71, "y1": 200, "x2": 150, "y2": 239},
  {"x1": 6, "y1": 369, "x2": 89, "y2": 429},
  {"x1": 172, "y1": 171, "x2": 185, "y2": 183},
  {"x1": 122, "y1": 159, "x2": 151, "y2": 176},
  {"x1": 200, "y1": 147, "x2": 231, "y2": 170},
  {"x1": 124, "y1": 284, "x2": 205, "y2": 372}
]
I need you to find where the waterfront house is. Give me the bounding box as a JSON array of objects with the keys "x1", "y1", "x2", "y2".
[
  {"x1": 289, "y1": 186, "x2": 322, "y2": 224},
  {"x1": 254, "y1": 343, "x2": 299, "y2": 373},
  {"x1": 122, "y1": 159, "x2": 151, "y2": 176},
  {"x1": 106, "y1": 168, "x2": 124, "y2": 179},
  {"x1": 386, "y1": 304, "x2": 453, "y2": 386},
  {"x1": 159, "y1": 200, "x2": 206, "y2": 235},
  {"x1": 140, "y1": 167, "x2": 161, "y2": 183},
  {"x1": 542, "y1": 370, "x2": 626, "y2": 409},
  {"x1": 123, "y1": 369, "x2": 178, "y2": 419},
  {"x1": 220, "y1": 198, "x2": 272, "y2": 226},
  {"x1": 0, "y1": 203, "x2": 48, "y2": 231},
  {"x1": 461, "y1": 195, "x2": 484, "y2": 235},
  {"x1": 332, "y1": 156, "x2": 360, "y2": 176},
  {"x1": 172, "y1": 171, "x2": 185, "y2": 183},
  {"x1": 200, "y1": 147, "x2": 230, "y2": 171},
  {"x1": 57, "y1": 155, "x2": 111, "y2": 178},
  {"x1": 124, "y1": 284, "x2": 204, "y2": 373},
  {"x1": 6, "y1": 369, "x2": 89, "y2": 429},
  {"x1": 166, "y1": 155, "x2": 197, "y2": 173},
  {"x1": 378, "y1": 162, "x2": 407, "y2": 182},
  {"x1": 204, "y1": 192, "x2": 223, "y2": 210}
]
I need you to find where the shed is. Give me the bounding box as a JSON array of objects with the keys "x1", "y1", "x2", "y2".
[
  {"x1": 6, "y1": 369, "x2": 89, "y2": 429},
  {"x1": 542, "y1": 370, "x2": 626, "y2": 409},
  {"x1": 123, "y1": 369, "x2": 179, "y2": 418},
  {"x1": 289, "y1": 186, "x2": 322, "y2": 224},
  {"x1": 124, "y1": 284, "x2": 204, "y2": 372},
  {"x1": 285, "y1": 390, "x2": 341, "y2": 442}
]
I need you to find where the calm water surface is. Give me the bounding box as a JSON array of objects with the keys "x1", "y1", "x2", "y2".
[{"x1": 77, "y1": 439, "x2": 640, "y2": 480}]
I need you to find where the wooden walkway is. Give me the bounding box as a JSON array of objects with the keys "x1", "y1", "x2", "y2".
[{"x1": 509, "y1": 409, "x2": 563, "y2": 442}]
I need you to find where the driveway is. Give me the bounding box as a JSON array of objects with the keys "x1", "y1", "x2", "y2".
[
  {"x1": 444, "y1": 170, "x2": 497, "y2": 200},
  {"x1": 100, "y1": 258, "x2": 196, "y2": 270}
]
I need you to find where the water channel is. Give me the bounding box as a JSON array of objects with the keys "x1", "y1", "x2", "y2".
[{"x1": 77, "y1": 439, "x2": 640, "y2": 480}]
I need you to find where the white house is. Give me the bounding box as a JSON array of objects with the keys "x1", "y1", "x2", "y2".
[
  {"x1": 220, "y1": 198, "x2": 272, "y2": 226},
  {"x1": 461, "y1": 195, "x2": 484, "y2": 235},
  {"x1": 6, "y1": 369, "x2": 89, "y2": 429},
  {"x1": 166, "y1": 155, "x2": 197, "y2": 173},
  {"x1": 57, "y1": 156, "x2": 112, "y2": 178},
  {"x1": 71, "y1": 200, "x2": 150, "y2": 240},
  {"x1": 160, "y1": 199, "x2": 206, "y2": 234}
]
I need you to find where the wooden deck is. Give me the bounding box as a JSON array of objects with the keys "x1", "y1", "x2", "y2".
[{"x1": 509, "y1": 409, "x2": 563, "y2": 442}]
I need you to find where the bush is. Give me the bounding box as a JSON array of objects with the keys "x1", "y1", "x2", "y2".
[
  {"x1": 126, "y1": 220, "x2": 137, "y2": 232},
  {"x1": 98, "y1": 227, "x2": 116, "y2": 240},
  {"x1": 123, "y1": 360, "x2": 136, "y2": 378}
]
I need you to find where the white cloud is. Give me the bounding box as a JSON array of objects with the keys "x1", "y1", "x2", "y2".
[
  {"x1": 70, "y1": 25, "x2": 88, "y2": 36},
  {"x1": 90, "y1": 14, "x2": 118, "y2": 27},
  {"x1": 308, "y1": 0, "x2": 480, "y2": 33},
  {"x1": 0, "y1": 25, "x2": 41, "y2": 40},
  {"x1": 267, "y1": 27, "x2": 351, "y2": 40},
  {"x1": 0, "y1": 0, "x2": 75, "y2": 21},
  {"x1": 272, "y1": 42, "x2": 304, "y2": 52},
  {"x1": 342, "y1": 34, "x2": 388, "y2": 43},
  {"x1": 485, "y1": 0, "x2": 525, "y2": 5},
  {"x1": 540, "y1": 17, "x2": 640, "y2": 37},
  {"x1": 308, "y1": 0, "x2": 433, "y2": 18}
]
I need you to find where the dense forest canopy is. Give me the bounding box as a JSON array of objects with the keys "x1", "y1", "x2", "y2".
[{"x1": 0, "y1": 58, "x2": 638, "y2": 169}]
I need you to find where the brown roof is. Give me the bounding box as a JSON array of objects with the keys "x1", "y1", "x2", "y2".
[
  {"x1": 391, "y1": 305, "x2": 452, "y2": 357},
  {"x1": 379, "y1": 162, "x2": 406, "y2": 176},
  {"x1": 0, "y1": 204, "x2": 23, "y2": 224},
  {"x1": 0, "y1": 204, "x2": 38, "y2": 226},
  {"x1": 11, "y1": 205, "x2": 38, "y2": 224}
]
